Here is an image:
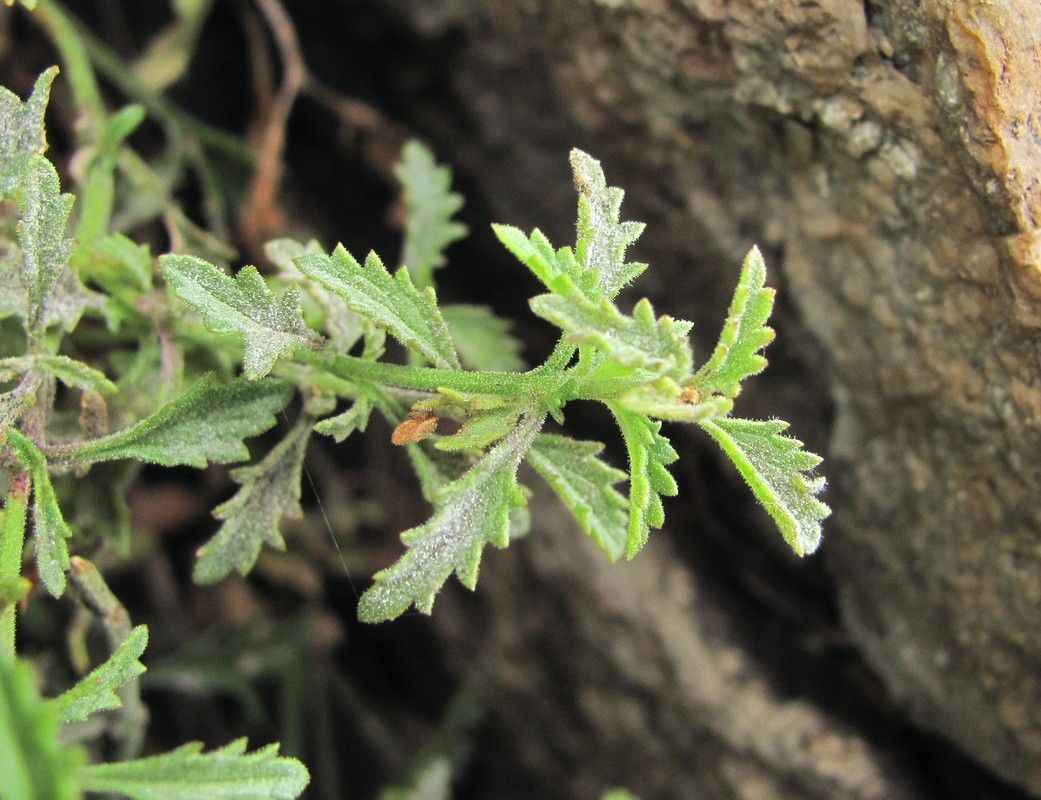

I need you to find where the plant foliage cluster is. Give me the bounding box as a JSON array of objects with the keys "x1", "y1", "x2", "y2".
[{"x1": 0, "y1": 6, "x2": 827, "y2": 795}]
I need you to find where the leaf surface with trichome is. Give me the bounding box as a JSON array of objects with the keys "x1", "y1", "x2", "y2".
[
  {"x1": 526, "y1": 433, "x2": 629, "y2": 560},
  {"x1": 607, "y1": 406, "x2": 679, "y2": 558},
  {"x1": 194, "y1": 415, "x2": 312, "y2": 583},
  {"x1": 6, "y1": 428, "x2": 73, "y2": 597},
  {"x1": 0, "y1": 66, "x2": 56, "y2": 200},
  {"x1": 73, "y1": 374, "x2": 291, "y2": 468},
  {"x1": 699, "y1": 417, "x2": 828, "y2": 555},
  {"x1": 18, "y1": 155, "x2": 76, "y2": 329},
  {"x1": 52, "y1": 625, "x2": 148, "y2": 723},
  {"x1": 396, "y1": 139, "x2": 467, "y2": 289},
  {"x1": 81, "y1": 738, "x2": 309, "y2": 800},
  {"x1": 692, "y1": 247, "x2": 775, "y2": 398},
  {"x1": 159, "y1": 255, "x2": 321, "y2": 379},
  {"x1": 296, "y1": 246, "x2": 460, "y2": 370},
  {"x1": 358, "y1": 413, "x2": 543, "y2": 622}
]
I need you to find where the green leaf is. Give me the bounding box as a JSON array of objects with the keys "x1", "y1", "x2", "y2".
[
  {"x1": 81, "y1": 738, "x2": 310, "y2": 800},
  {"x1": 526, "y1": 434, "x2": 629, "y2": 560},
  {"x1": 531, "y1": 287, "x2": 693, "y2": 383},
  {"x1": 699, "y1": 417, "x2": 829, "y2": 556},
  {"x1": 434, "y1": 404, "x2": 523, "y2": 451},
  {"x1": 313, "y1": 397, "x2": 374, "y2": 442},
  {"x1": 442, "y1": 304, "x2": 524, "y2": 372},
  {"x1": 0, "y1": 355, "x2": 117, "y2": 394},
  {"x1": 18, "y1": 155, "x2": 76, "y2": 329},
  {"x1": 569, "y1": 148, "x2": 647, "y2": 299},
  {"x1": 265, "y1": 238, "x2": 365, "y2": 353},
  {"x1": 358, "y1": 413, "x2": 544, "y2": 622},
  {"x1": 72, "y1": 374, "x2": 291, "y2": 468},
  {"x1": 159, "y1": 255, "x2": 322, "y2": 379},
  {"x1": 692, "y1": 247, "x2": 776, "y2": 398},
  {"x1": 6, "y1": 429, "x2": 73, "y2": 597},
  {"x1": 296, "y1": 246, "x2": 460, "y2": 370},
  {"x1": 616, "y1": 381, "x2": 733, "y2": 423},
  {"x1": 607, "y1": 406, "x2": 679, "y2": 558},
  {"x1": 0, "y1": 66, "x2": 57, "y2": 200},
  {"x1": 492, "y1": 224, "x2": 575, "y2": 296},
  {"x1": 52, "y1": 625, "x2": 148, "y2": 723},
  {"x1": 396, "y1": 139, "x2": 468, "y2": 289},
  {"x1": 0, "y1": 654, "x2": 84, "y2": 800},
  {"x1": 193, "y1": 415, "x2": 312, "y2": 583}
]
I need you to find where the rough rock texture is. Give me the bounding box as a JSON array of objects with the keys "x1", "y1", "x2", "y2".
[{"x1": 380, "y1": 0, "x2": 1041, "y2": 795}]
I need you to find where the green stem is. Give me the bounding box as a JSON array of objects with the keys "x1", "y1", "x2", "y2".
[
  {"x1": 298, "y1": 348, "x2": 563, "y2": 398},
  {"x1": 0, "y1": 473, "x2": 30, "y2": 655}
]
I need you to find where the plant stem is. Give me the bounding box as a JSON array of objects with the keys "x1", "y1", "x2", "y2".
[{"x1": 298, "y1": 348, "x2": 564, "y2": 399}]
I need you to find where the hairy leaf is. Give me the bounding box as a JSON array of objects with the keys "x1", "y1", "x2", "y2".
[
  {"x1": 692, "y1": 247, "x2": 776, "y2": 398},
  {"x1": 569, "y1": 148, "x2": 647, "y2": 299},
  {"x1": 265, "y1": 238, "x2": 365, "y2": 353},
  {"x1": 52, "y1": 625, "x2": 148, "y2": 723},
  {"x1": 0, "y1": 655, "x2": 84, "y2": 800},
  {"x1": 0, "y1": 66, "x2": 57, "y2": 200},
  {"x1": 194, "y1": 415, "x2": 312, "y2": 583},
  {"x1": 699, "y1": 417, "x2": 829, "y2": 555},
  {"x1": 6, "y1": 429, "x2": 73, "y2": 597},
  {"x1": 492, "y1": 224, "x2": 580, "y2": 297},
  {"x1": 296, "y1": 246, "x2": 460, "y2": 370},
  {"x1": 435, "y1": 404, "x2": 523, "y2": 451},
  {"x1": 527, "y1": 433, "x2": 628, "y2": 560},
  {"x1": 73, "y1": 374, "x2": 291, "y2": 468},
  {"x1": 0, "y1": 355, "x2": 117, "y2": 394},
  {"x1": 160, "y1": 255, "x2": 321, "y2": 379},
  {"x1": 396, "y1": 139, "x2": 467, "y2": 289},
  {"x1": 607, "y1": 406, "x2": 679, "y2": 558},
  {"x1": 358, "y1": 414, "x2": 544, "y2": 622},
  {"x1": 314, "y1": 396, "x2": 374, "y2": 442},
  {"x1": 531, "y1": 287, "x2": 693, "y2": 383},
  {"x1": 81, "y1": 738, "x2": 309, "y2": 800},
  {"x1": 18, "y1": 155, "x2": 76, "y2": 329}
]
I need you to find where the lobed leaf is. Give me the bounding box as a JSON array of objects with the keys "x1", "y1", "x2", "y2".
[
  {"x1": 81, "y1": 738, "x2": 309, "y2": 800},
  {"x1": 265, "y1": 237, "x2": 365, "y2": 353},
  {"x1": 396, "y1": 139, "x2": 468, "y2": 289},
  {"x1": 607, "y1": 406, "x2": 679, "y2": 558},
  {"x1": 0, "y1": 355, "x2": 117, "y2": 394},
  {"x1": 569, "y1": 148, "x2": 647, "y2": 299},
  {"x1": 526, "y1": 433, "x2": 629, "y2": 560},
  {"x1": 72, "y1": 374, "x2": 291, "y2": 468},
  {"x1": 6, "y1": 429, "x2": 73, "y2": 597},
  {"x1": 358, "y1": 413, "x2": 544, "y2": 622},
  {"x1": 0, "y1": 655, "x2": 84, "y2": 800},
  {"x1": 692, "y1": 247, "x2": 776, "y2": 398},
  {"x1": 491, "y1": 224, "x2": 579, "y2": 296},
  {"x1": 193, "y1": 416, "x2": 312, "y2": 583},
  {"x1": 52, "y1": 625, "x2": 148, "y2": 723},
  {"x1": 0, "y1": 66, "x2": 57, "y2": 200},
  {"x1": 531, "y1": 285, "x2": 693, "y2": 383},
  {"x1": 699, "y1": 417, "x2": 829, "y2": 556},
  {"x1": 313, "y1": 396, "x2": 374, "y2": 442},
  {"x1": 296, "y1": 246, "x2": 460, "y2": 370},
  {"x1": 18, "y1": 155, "x2": 76, "y2": 329},
  {"x1": 159, "y1": 255, "x2": 322, "y2": 379}
]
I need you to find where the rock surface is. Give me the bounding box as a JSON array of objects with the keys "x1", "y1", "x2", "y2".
[{"x1": 381, "y1": 0, "x2": 1041, "y2": 794}]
